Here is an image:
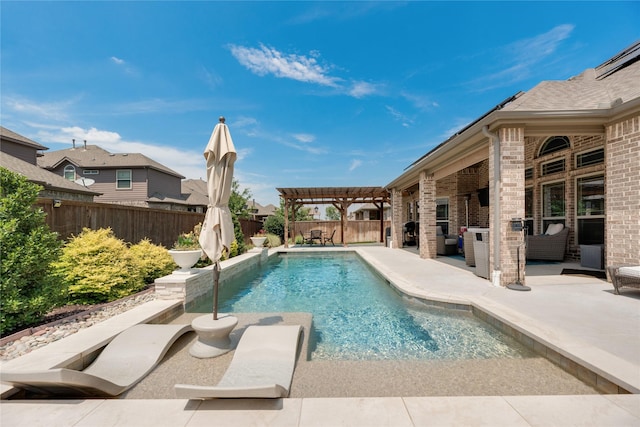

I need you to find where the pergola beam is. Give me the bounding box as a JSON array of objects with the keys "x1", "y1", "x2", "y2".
[{"x1": 277, "y1": 187, "x2": 390, "y2": 247}]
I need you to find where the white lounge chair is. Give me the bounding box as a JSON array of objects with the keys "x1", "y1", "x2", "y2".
[
  {"x1": 175, "y1": 324, "x2": 302, "y2": 399},
  {"x1": 0, "y1": 323, "x2": 192, "y2": 397}
]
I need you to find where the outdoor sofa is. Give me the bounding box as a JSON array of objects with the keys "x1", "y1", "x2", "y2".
[{"x1": 607, "y1": 265, "x2": 640, "y2": 294}]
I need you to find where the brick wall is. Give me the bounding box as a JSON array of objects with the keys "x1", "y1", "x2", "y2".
[{"x1": 606, "y1": 114, "x2": 640, "y2": 266}]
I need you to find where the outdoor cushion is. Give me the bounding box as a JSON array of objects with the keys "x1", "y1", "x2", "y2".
[
  {"x1": 545, "y1": 223, "x2": 564, "y2": 235},
  {"x1": 618, "y1": 266, "x2": 640, "y2": 278}
]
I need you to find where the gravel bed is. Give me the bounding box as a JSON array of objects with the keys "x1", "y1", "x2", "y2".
[{"x1": 0, "y1": 291, "x2": 157, "y2": 361}]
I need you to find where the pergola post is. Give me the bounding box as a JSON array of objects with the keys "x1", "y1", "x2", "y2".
[{"x1": 283, "y1": 197, "x2": 290, "y2": 248}]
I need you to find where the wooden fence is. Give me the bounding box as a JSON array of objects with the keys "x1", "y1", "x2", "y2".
[
  {"x1": 36, "y1": 198, "x2": 263, "y2": 248},
  {"x1": 293, "y1": 220, "x2": 390, "y2": 244},
  {"x1": 35, "y1": 198, "x2": 388, "y2": 248}
]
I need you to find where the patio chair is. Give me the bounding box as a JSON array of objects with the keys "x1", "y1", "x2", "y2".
[
  {"x1": 607, "y1": 265, "x2": 640, "y2": 294},
  {"x1": 305, "y1": 229, "x2": 323, "y2": 245},
  {"x1": 526, "y1": 226, "x2": 570, "y2": 261},
  {"x1": 436, "y1": 226, "x2": 458, "y2": 255},
  {"x1": 323, "y1": 229, "x2": 336, "y2": 246},
  {"x1": 0, "y1": 324, "x2": 192, "y2": 397},
  {"x1": 175, "y1": 324, "x2": 302, "y2": 399}
]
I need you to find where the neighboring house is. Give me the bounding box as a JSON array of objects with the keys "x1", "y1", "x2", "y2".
[
  {"x1": 38, "y1": 142, "x2": 186, "y2": 209},
  {"x1": 352, "y1": 203, "x2": 391, "y2": 221},
  {"x1": 1, "y1": 126, "x2": 99, "y2": 202},
  {"x1": 180, "y1": 179, "x2": 209, "y2": 213},
  {"x1": 385, "y1": 41, "x2": 640, "y2": 286},
  {"x1": 248, "y1": 200, "x2": 277, "y2": 222}
]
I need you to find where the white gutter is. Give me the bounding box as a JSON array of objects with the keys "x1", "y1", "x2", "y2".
[{"x1": 481, "y1": 125, "x2": 502, "y2": 287}]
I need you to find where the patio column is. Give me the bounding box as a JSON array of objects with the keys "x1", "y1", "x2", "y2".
[
  {"x1": 419, "y1": 171, "x2": 437, "y2": 259},
  {"x1": 606, "y1": 113, "x2": 640, "y2": 268},
  {"x1": 390, "y1": 188, "x2": 403, "y2": 249},
  {"x1": 493, "y1": 126, "x2": 526, "y2": 286}
]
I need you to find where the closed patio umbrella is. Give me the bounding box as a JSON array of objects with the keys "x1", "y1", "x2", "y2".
[{"x1": 199, "y1": 116, "x2": 236, "y2": 320}]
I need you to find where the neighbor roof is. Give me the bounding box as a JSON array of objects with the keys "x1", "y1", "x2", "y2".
[
  {"x1": 1, "y1": 153, "x2": 101, "y2": 196},
  {"x1": 38, "y1": 145, "x2": 185, "y2": 179},
  {"x1": 0, "y1": 126, "x2": 48, "y2": 151}
]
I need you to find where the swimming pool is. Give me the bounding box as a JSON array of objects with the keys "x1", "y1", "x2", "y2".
[{"x1": 189, "y1": 252, "x2": 533, "y2": 361}]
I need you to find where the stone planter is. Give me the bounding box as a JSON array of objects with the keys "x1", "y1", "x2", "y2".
[
  {"x1": 250, "y1": 236, "x2": 267, "y2": 248},
  {"x1": 168, "y1": 249, "x2": 202, "y2": 273}
]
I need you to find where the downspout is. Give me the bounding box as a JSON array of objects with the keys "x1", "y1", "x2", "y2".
[{"x1": 482, "y1": 125, "x2": 502, "y2": 287}]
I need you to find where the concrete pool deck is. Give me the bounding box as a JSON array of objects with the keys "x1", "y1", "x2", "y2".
[{"x1": 1, "y1": 245, "x2": 639, "y2": 426}]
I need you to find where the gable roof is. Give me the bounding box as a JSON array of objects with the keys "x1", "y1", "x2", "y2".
[
  {"x1": 0, "y1": 126, "x2": 48, "y2": 151},
  {"x1": 1, "y1": 153, "x2": 101, "y2": 196},
  {"x1": 181, "y1": 178, "x2": 209, "y2": 206},
  {"x1": 38, "y1": 145, "x2": 185, "y2": 179}
]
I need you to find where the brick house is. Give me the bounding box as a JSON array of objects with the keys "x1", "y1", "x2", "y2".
[
  {"x1": 385, "y1": 41, "x2": 640, "y2": 287},
  {"x1": 1, "y1": 126, "x2": 99, "y2": 202},
  {"x1": 38, "y1": 142, "x2": 190, "y2": 210}
]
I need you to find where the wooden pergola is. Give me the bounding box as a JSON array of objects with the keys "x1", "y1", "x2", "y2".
[{"x1": 276, "y1": 186, "x2": 390, "y2": 247}]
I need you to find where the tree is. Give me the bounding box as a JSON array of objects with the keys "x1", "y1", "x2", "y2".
[
  {"x1": 0, "y1": 168, "x2": 63, "y2": 335},
  {"x1": 228, "y1": 178, "x2": 251, "y2": 254},
  {"x1": 229, "y1": 178, "x2": 252, "y2": 219},
  {"x1": 325, "y1": 205, "x2": 340, "y2": 220}
]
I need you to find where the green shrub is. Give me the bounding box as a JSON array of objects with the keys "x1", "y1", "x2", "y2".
[
  {"x1": 0, "y1": 168, "x2": 64, "y2": 336},
  {"x1": 294, "y1": 234, "x2": 305, "y2": 245},
  {"x1": 264, "y1": 215, "x2": 284, "y2": 240},
  {"x1": 232, "y1": 216, "x2": 246, "y2": 255},
  {"x1": 265, "y1": 233, "x2": 281, "y2": 248},
  {"x1": 53, "y1": 228, "x2": 144, "y2": 304},
  {"x1": 129, "y1": 239, "x2": 175, "y2": 284}
]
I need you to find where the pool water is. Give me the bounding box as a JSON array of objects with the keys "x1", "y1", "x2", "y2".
[{"x1": 190, "y1": 252, "x2": 532, "y2": 361}]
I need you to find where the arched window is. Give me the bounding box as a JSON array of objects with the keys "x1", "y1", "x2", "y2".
[
  {"x1": 538, "y1": 136, "x2": 570, "y2": 157},
  {"x1": 64, "y1": 165, "x2": 76, "y2": 181}
]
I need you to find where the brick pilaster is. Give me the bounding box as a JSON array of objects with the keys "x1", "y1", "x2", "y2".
[{"x1": 419, "y1": 171, "x2": 437, "y2": 258}]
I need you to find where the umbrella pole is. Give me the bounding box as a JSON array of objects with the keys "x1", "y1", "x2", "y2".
[{"x1": 213, "y1": 261, "x2": 220, "y2": 320}]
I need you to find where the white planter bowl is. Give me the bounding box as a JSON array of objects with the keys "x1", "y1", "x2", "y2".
[
  {"x1": 168, "y1": 249, "x2": 202, "y2": 273},
  {"x1": 250, "y1": 236, "x2": 267, "y2": 247}
]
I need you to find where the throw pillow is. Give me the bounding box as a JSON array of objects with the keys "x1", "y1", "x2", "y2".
[{"x1": 545, "y1": 223, "x2": 564, "y2": 235}]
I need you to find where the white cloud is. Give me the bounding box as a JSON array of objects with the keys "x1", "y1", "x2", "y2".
[
  {"x1": 229, "y1": 43, "x2": 340, "y2": 87},
  {"x1": 292, "y1": 133, "x2": 315, "y2": 143},
  {"x1": 349, "y1": 159, "x2": 363, "y2": 172},
  {"x1": 348, "y1": 81, "x2": 378, "y2": 98},
  {"x1": 110, "y1": 56, "x2": 138, "y2": 76},
  {"x1": 4, "y1": 95, "x2": 75, "y2": 121},
  {"x1": 385, "y1": 105, "x2": 413, "y2": 127},
  {"x1": 470, "y1": 24, "x2": 575, "y2": 90}
]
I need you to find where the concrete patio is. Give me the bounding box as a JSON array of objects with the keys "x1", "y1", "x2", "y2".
[{"x1": 1, "y1": 245, "x2": 639, "y2": 426}]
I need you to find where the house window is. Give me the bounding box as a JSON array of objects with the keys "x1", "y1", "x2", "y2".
[
  {"x1": 116, "y1": 169, "x2": 132, "y2": 189},
  {"x1": 542, "y1": 181, "x2": 565, "y2": 232},
  {"x1": 436, "y1": 198, "x2": 449, "y2": 235},
  {"x1": 576, "y1": 148, "x2": 605, "y2": 168},
  {"x1": 541, "y1": 158, "x2": 565, "y2": 176},
  {"x1": 525, "y1": 167, "x2": 533, "y2": 180},
  {"x1": 539, "y1": 136, "x2": 570, "y2": 157},
  {"x1": 525, "y1": 187, "x2": 534, "y2": 235},
  {"x1": 576, "y1": 175, "x2": 605, "y2": 245},
  {"x1": 64, "y1": 165, "x2": 76, "y2": 181},
  {"x1": 83, "y1": 169, "x2": 99, "y2": 175}
]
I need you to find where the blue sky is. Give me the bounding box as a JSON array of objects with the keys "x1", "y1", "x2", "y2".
[{"x1": 2, "y1": 2, "x2": 639, "y2": 207}]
